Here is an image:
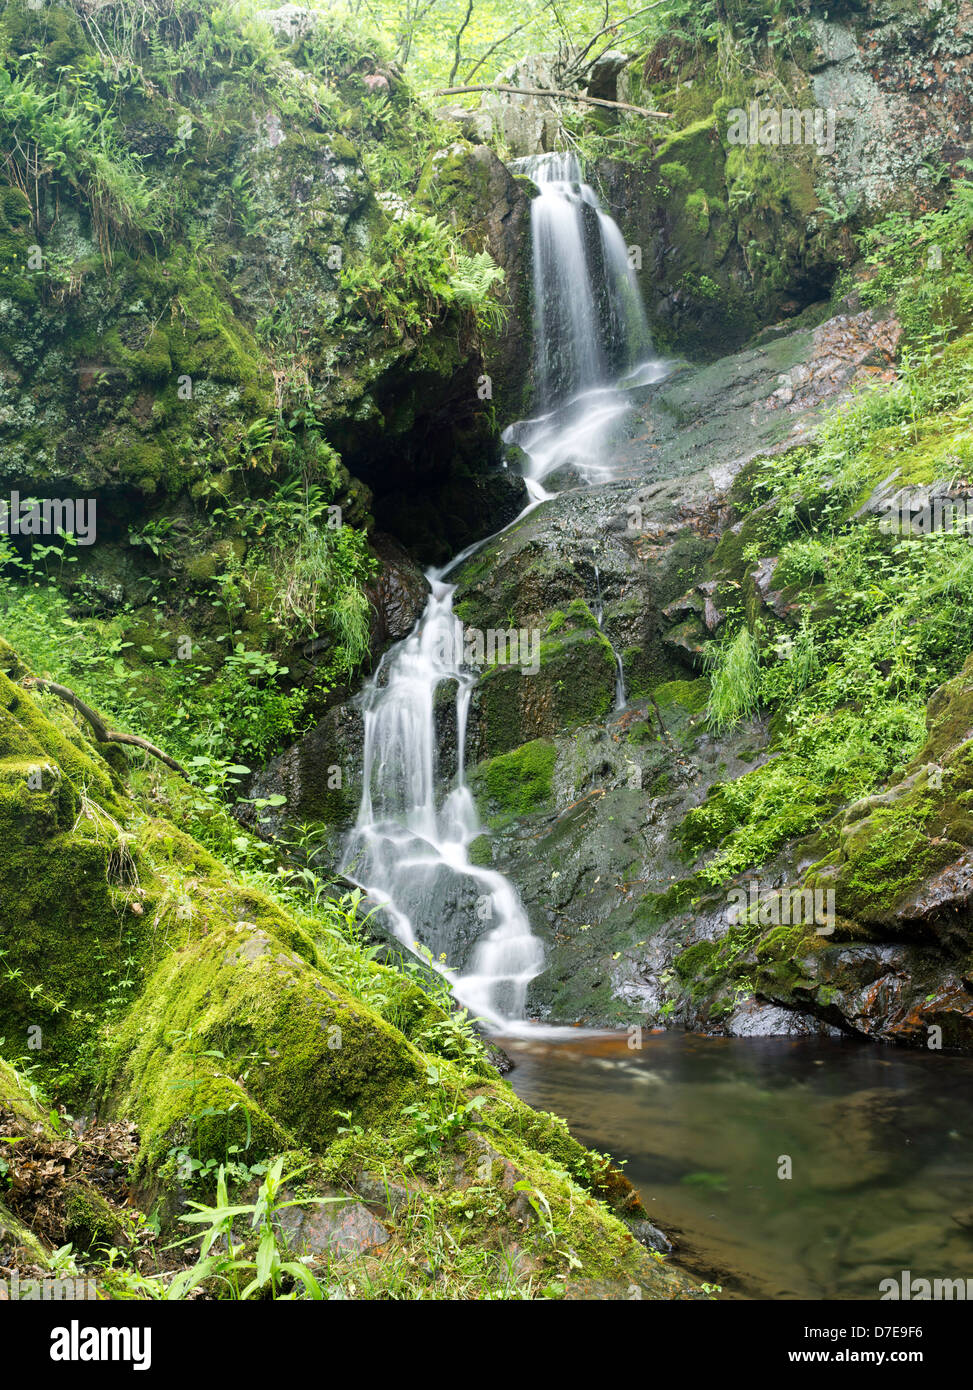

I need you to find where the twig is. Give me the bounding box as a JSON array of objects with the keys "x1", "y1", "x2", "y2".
[
  {"x1": 448, "y1": 0, "x2": 476, "y2": 87},
  {"x1": 464, "y1": 15, "x2": 538, "y2": 83},
  {"x1": 23, "y1": 678, "x2": 190, "y2": 780},
  {"x1": 561, "y1": 0, "x2": 669, "y2": 81}
]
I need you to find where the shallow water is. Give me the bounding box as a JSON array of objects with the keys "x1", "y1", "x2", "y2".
[{"x1": 493, "y1": 1030, "x2": 973, "y2": 1300}]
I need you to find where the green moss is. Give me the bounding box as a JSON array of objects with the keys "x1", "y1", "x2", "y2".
[
  {"x1": 478, "y1": 628, "x2": 616, "y2": 756},
  {"x1": 658, "y1": 160, "x2": 692, "y2": 190},
  {"x1": 684, "y1": 188, "x2": 711, "y2": 236},
  {"x1": 652, "y1": 678, "x2": 710, "y2": 715},
  {"x1": 481, "y1": 738, "x2": 557, "y2": 817},
  {"x1": 104, "y1": 915, "x2": 430, "y2": 1173},
  {"x1": 633, "y1": 873, "x2": 709, "y2": 928},
  {"x1": 0, "y1": 1055, "x2": 58, "y2": 1137},
  {"x1": 468, "y1": 833, "x2": 493, "y2": 866},
  {"x1": 0, "y1": 625, "x2": 706, "y2": 1297},
  {"x1": 565, "y1": 598, "x2": 598, "y2": 629},
  {"x1": 63, "y1": 1182, "x2": 124, "y2": 1252},
  {"x1": 827, "y1": 794, "x2": 960, "y2": 921},
  {"x1": 673, "y1": 939, "x2": 718, "y2": 982}
]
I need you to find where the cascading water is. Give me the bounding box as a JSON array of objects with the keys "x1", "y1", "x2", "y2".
[
  {"x1": 340, "y1": 559, "x2": 545, "y2": 1031},
  {"x1": 341, "y1": 149, "x2": 667, "y2": 1029},
  {"x1": 506, "y1": 152, "x2": 667, "y2": 491},
  {"x1": 513, "y1": 152, "x2": 651, "y2": 405}
]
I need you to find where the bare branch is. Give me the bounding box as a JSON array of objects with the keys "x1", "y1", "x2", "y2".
[
  {"x1": 464, "y1": 15, "x2": 536, "y2": 83},
  {"x1": 23, "y1": 678, "x2": 190, "y2": 780},
  {"x1": 562, "y1": 0, "x2": 669, "y2": 81},
  {"x1": 430, "y1": 84, "x2": 670, "y2": 119},
  {"x1": 448, "y1": 0, "x2": 475, "y2": 87}
]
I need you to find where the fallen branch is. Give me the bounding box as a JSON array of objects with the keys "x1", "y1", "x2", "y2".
[
  {"x1": 23, "y1": 677, "x2": 190, "y2": 780},
  {"x1": 430, "y1": 84, "x2": 670, "y2": 119}
]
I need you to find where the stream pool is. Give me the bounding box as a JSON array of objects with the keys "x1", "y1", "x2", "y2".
[{"x1": 493, "y1": 1030, "x2": 973, "y2": 1299}]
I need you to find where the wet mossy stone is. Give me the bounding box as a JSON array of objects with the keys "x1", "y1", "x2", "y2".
[
  {"x1": 0, "y1": 643, "x2": 707, "y2": 1299},
  {"x1": 798, "y1": 655, "x2": 973, "y2": 930},
  {"x1": 477, "y1": 738, "x2": 557, "y2": 819},
  {"x1": 475, "y1": 629, "x2": 617, "y2": 757},
  {"x1": 104, "y1": 917, "x2": 433, "y2": 1173}
]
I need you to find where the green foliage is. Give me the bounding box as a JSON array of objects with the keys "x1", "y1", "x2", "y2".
[
  {"x1": 0, "y1": 38, "x2": 161, "y2": 255},
  {"x1": 209, "y1": 474, "x2": 376, "y2": 664},
  {"x1": 108, "y1": 1159, "x2": 347, "y2": 1300},
  {"x1": 401, "y1": 1079, "x2": 490, "y2": 1170},
  {"x1": 341, "y1": 207, "x2": 504, "y2": 338},
  {"x1": 855, "y1": 163, "x2": 973, "y2": 348},
  {"x1": 704, "y1": 626, "x2": 760, "y2": 733},
  {"x1": 683, "y1": 267, "x2": 973, "y2": 882},
  {"x1": 327, "y1": 0, "x2": 657, "y2": 88},
  {"x1": 0, "y1": 572, "x2": 311, "y2": 770}
]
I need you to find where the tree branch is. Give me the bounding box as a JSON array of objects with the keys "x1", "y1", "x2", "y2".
[
  {"x1": 463, "y1": 6, "x2": 552, "y2": 83},
  {"x1": 561, "y1": 0, "x2": 669, "y2": 81},
  {"x1": 431, "y1": 84, "x2": 669, "y2": 118},
  {"x1": 448, "y1": 0, "x2": 475, "y2": 87},
  {"x1": 23, "y1": 678, "x2": 190, "y2": 780}
]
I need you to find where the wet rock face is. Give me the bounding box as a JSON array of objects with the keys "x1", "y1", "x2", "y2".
[
  {"x1": 762, "y1": 943, "x2": 973, "y2": 1051},
  {"x1": 443, "y1": 310, "x2": 885, "y2": 1027},
  {"x1": 808, "y1": 3, "x2": 973, "y2": 211},
  {"x1": 764, "y1": 308, "x2": 901, "y2": 410},
  {"x1": 484, "y1": 698, "x2": 775, "y2": 1026},
  {"x1": 446, "y1": 308, "x2": 973, "y2": 1046},
  {"x1": 238, "y1": 700, "x2": 364, "y2": 851},
  {"x1": 261, "y1": 303, "x2": 973, "y2": 1048},
  {"x1": 365, "y1": 534, "x2": 430, "y2": 649},
  {"x1": 455, "y1": 491, "x2": 714, "y2": 765}
]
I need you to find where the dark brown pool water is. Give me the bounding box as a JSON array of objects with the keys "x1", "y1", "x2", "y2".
[{"x1": 493, "y1": 1030, "x2": 973, "y2": 1300}]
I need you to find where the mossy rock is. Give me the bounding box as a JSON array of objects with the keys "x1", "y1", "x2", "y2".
[
  {"x1": 475, "y1": 629, "x2": 617, "y2": 757},
  {"x1": 475, "y1": 738, "x2": 557, "y2": 819},
  {"x1": 103, "y1": 917, "x2": 432, "y2": 1173}
]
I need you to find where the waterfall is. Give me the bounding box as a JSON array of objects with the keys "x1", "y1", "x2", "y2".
[
  {"x1": 340, "y1": 149, "x2": 665, "y2": 1029},
  {"x1": 513, "y1": 152, "x2": 651, "y2": 407},
  {"x1": 506, "y1": 151, "x2": 666, "y2": 491},
  {"x1": 341, "y1": 566, "x2": 544, "y2": 1030}
]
